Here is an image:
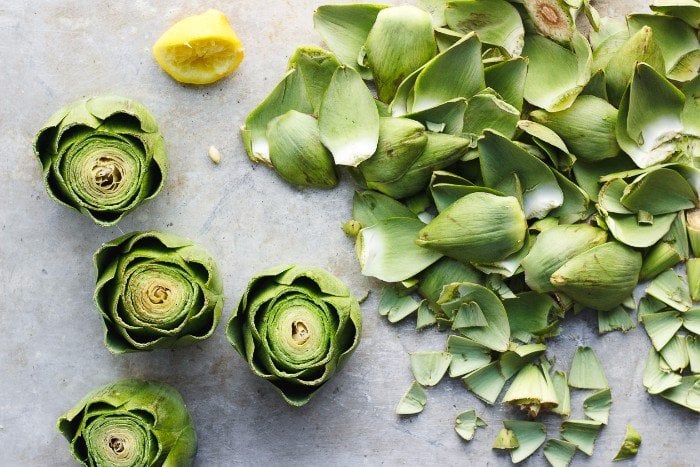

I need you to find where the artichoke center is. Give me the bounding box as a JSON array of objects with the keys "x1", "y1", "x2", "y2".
[
  {"x1": 148, "y1": 284, "x2": 170, "y2": 305},
  {"x1": 109, "y1": 436, "x2": 126, "y2": 455},
  {"x1": 83, "y1": 414, "x2": 150, "y2": 466},
  {"x1": 291, "y1": 320, "x2": 310, "y2": 345},
  {"x1": 124, "y1": 264, "x2": 194, "y2": 325},
  {"x1": 92, "y1": 156, "x2": 124, "y2": 193}
]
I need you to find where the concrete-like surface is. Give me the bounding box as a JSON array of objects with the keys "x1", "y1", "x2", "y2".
[{"x1": 1, "y1": 0, "x2": 697, "y2": 465}]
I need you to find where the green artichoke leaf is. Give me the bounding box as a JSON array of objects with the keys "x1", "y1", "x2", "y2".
[
  {"x1": 643, "y1": 346, "x2": 682, "y2": 394},
  {"x1": 642, "y1": 311, "x2": 684, "y2": 351},
  {"x1": 286, "y1": 46, "x2": 342, "y2": 114},
  {"x1": 58, "y1": 379, "x2": 197, "y2": 467},
  {"x1": 484, "y1": 57, "x2": 528, "y2": 111},
  {"x1": 364, "y1": 5, "x2": 437, "y2": 103},
  {"x1": 429, "y1": 171, "x2": 504, "y2": 213},
  {"x1": 378, "y1": 285, "x2": 421, "y2": 323},
  {"x1": 543, "y1": 439, "x2": 578, "y2": 467},
  {"x1": 522, "y1": 32, "x2": 591, "y2": 112},
  {"x1": 572, "y1": 157, "x2": 638, "y2": 200},
  {"x1": 522, "y1": 0, "x2": 575, "y2": 43},
  {"x1": 357, "y1": 217, "x2": 443, "y2": 282},
  {"x1": 688, "y1": 259, "x2": 700, "y2": 302},
  {"x1": 551, "y1": 371, "x2": 571, "y2": 416},
  {"x1": 659, "y1": 335, "x2": 690, "y2": 372},
  {"x1": 396, "y1": 380, "x2": 428, "y2": 415},
  {"x1": 242, "y1": 69, "x2": 313, "y2": 165},
  {"x1": 499, "y1": 343, "x2": 548, "y2": 379},
  {"x1": 410, "y1": 351, "x2": 452, "y2": 386},
  {"x1": 479, "y1": 130, "x2": 564, "y2": 219},
  {"x1": 267, "y1": 110, "x2": 337, "y2": 189},
  {"x1": 613, "y1": 425, "x2": 642, "y2": 461},
  {"x1": 93, "y1": 231, "x2": 223, "y2": 353},
  {"x1": 628, "y1": 14, "x2": 700, "y2": 83},
  {"x1": 226, "y1": 265, "x2": 362, "y2": 406},
  {"x1": 446, "y1": 334, "x2": 492, "y2": 377},
  {"x1": 659, "y1": 375, "x2": 700, "y2": 412},
  {"x1": 34, "y1": 96, "x2": 167, "y2": 226},
  {"x1": 502, "y1": 420, "x2": 547, "y2": 463},
  {"x1": 417, "y1": 0, "x2": 448, "y2": 27},
  {"x1": 312, "y1": 3, "x2": 388, "y2": 79},
  {"x1": 502, "y1": 363, "x2": 559, "y2": 417},
  {"x1": 645, "y1": 269, "x2": 692, "y2": 312},
  {"x1": 350, "y1": 190, "x2": 417, "y2": 230},
  {"x1": 598, "y1": 306, "x2": 636, "y2": 334},
  {"x1": 550, "y1": 242, "x2": 642, "y2": 311},
  {"x1": 402, "y1": 98, "x2": 468, "y2": 135},
  {"x1": 650, "y1": 0, "x2": 700, "y2": 29},
  {"x1": 463, "y1": 91, "x2": 520, "y2": 140},
  {"x1": 503, "y1": 291, "x2": 557, "y2": 342},
  {"x1": 583, "y1": 388, "x2": 612, "y2": 424},
  {"x1": 463, "y1": 361, "x2": 508, "y2": 404},
  {"x1": 455, "y1": 409, "x2": 487, "y2": 442},
  {"x1": 444, "y1": 0, "x2": 525, "y2": 56},
  {"x1": 600, "y1": 209, "x2": 677, "y2": 248},
  {"x1": 319, "y1": 66, "x2": 380, "y2": 167},
  {"x1": 620, "y1": 168, "x2": 698, "y2": 215},
  {"x1": 417, "y1": 257, "x2": 483, "y2": 306},
  {"x1": 561, "y1": 419, "x2": 603, "y2": 456},
  {"x1": 437, "y1": 282, "x2": 510, "y2": 351}
]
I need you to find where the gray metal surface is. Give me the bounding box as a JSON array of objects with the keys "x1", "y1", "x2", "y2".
[{"x1": 1, "y1": 1, "x2": 697, "y2": 465}]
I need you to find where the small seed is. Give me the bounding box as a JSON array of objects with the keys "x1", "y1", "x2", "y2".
[{"x1": 208, "y1": 145, "x2": 221, "y2": 164}]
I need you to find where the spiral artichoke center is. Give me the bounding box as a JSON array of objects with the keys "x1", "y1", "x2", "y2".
[
  {"x1": 291, "y1": 320, "x2": 310, "y2": 344},
  {"x1": 109, "y1": 436, "x2": 126, "y2": 455},
  {"x1": 148, "y1": 285, "x2": 170, "y2": 305},
  {"x1": 83, "y1": 414, "x2": 150, "y2": 466},
  {"x1": 124, "y1": 264, "x2": 194, "y2": 325},
  {"x1": 92, "y1": 156, "x2": 124, "y2": 192}
]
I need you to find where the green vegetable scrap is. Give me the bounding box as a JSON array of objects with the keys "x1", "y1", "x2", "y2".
[
  {"x1": 396, "y1": 380, "x2": 427, "y2": 415},
  {"x1": 94, "y1": 231, "x2": 224, "y2": 353},
  {"x1": 58, "y1": 379, "x2": 196, "y2": 466},
  {"x1": 454, "y1": 409, "x2": 487, "y2": 442},
  {"x1": 34, "y1": 96, "x2": 167, "y2": 226},
  {"x1": 226, "y1": 265, "x2": 362, "y2": 406},
  {"x1": 613, "y1": 424, "x2": 642, "y2": 461}
]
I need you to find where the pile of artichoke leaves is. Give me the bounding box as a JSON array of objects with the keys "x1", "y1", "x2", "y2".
[{"x1": 243, "y1": 0, "x2": 699, "y2": 462}]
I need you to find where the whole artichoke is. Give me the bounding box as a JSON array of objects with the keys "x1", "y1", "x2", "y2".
[
  {"x1": 58, "y1": 379, "x2": 197, "y2": 467},
  {"x1": 94, "y1": 231, "x2": 224, "y2": 353},
  {"x1": 34, "y1": 95, "x2": 167, "y2": 226},
  {"x1": 226, "y1": 265, "x2": 362, "y2": 406}
]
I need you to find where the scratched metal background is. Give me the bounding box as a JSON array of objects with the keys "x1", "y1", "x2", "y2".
[{"x1": 1, "y1": 0, "x2": 697, "y2": 465}]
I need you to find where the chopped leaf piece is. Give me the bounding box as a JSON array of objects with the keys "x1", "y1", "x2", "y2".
[
  {"x1": 613, "y1": 425, "x2": 642, "y2": 461},
  {"x1": 504, "y1": 292, "x2": 556, "y2": 342},
  {"x1": 504, "y1": 420, "x2": 547, "y2": 463},
  {"x1": 583, "y1": 388, "x2": 612, "y2": 424},
  {"x1": 660, "y1": 375, "x2": 700, "y2": 412},
  {"x1": 687, "y1": 259, "x2": 700, "y2": 302},
  {"x1": 569, "y1": 346, "x2": 608, "y2": 390},
  {"x1": 543, "y1": 439, "x2": 578, "y2": 467},
  {"x1": 447, "y1": 335, "x2": 492, "y2": 378},
  {"x1": 646, "y1": 269, "x2": 692, "y2": 312},
  {"x1": 396, "y1": 381, "x2": 427, "y2": 415},
  {"x1": 641, "y1": 311, "x2": 684, "y2": 351},
  {"x1": 659, "y1": 335, "x2": 690, "y2": 372},
  {"x1": 416, "y1": 300, "x2": 437, "y2": 330},
  {"x1": 454, "y1": 409, "x2": 487, "y2": 442},
  {"x1": 499, "y1": 344, "x2": 548, "y2": 379},
  {"x1": 502, "y1": 364, "x2": 559, "y2": 417},
  {"x1": 493, "y1": 428, "x2": 519, "y2": 449},
  {"x1": 643, "y1": 347, "x2": 682, "y2": 394},
  {"x1": 552, "y1": 371, "x2": 571, "y2": 417},
  {"x1": 410, "y1": 351, "x2": 452, "y2": 386},
  {"x1": 378, "y1": 286, "x2": 420, "y2": 323},
  {"x1": 598, "y1": 306, "x2": 636, "y2": 334},
  {"x1": 561, "y1": 420, "x2": 603, "y2": 456},
  {"x1": 463, "y1": 362, "x2": 507, "y2": 404},
  {"x1": 688, "y1": 335, "x2": 700, "y2": 374}
]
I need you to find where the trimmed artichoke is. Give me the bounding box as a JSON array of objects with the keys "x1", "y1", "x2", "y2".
[
  {"x1": 58, "y1": 379, "x2": 196, "y2": 466},
  {"x1": 34, "y1": 96, "x2": 167, "y2": 226},
  {"x1": 226, "y1": 265, "x2": 362, "y2": 406},
  {"x1": 94, "y1": 231, "x2": 224, "y2": 353}
]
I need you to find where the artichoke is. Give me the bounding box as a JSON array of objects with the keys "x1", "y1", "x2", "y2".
[
  {"x1": 94, "y1": 231, "x2": 224, "y2": 353},
  {"x1": 34, "y1": 96, "x2": 167, "y2": 226},
  {"x1": 226, "y1": 265, "x2": 362, "y2": 406},
  {"x1": 58, "y1": 379, "x2": 196, "y2": 466}
]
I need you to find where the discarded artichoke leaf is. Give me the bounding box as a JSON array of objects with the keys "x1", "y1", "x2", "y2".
[
  {"x1": 569, "y1": 346, "x2": 608, "y2": 390},
  {"x1": 378, "y1": 285, "x2": 421, "y2": 323},
  {"x1": 650, "y1": 0, "x2": 700, "y2": 28},
  {"x1": 589, "y1": 15, "x2": 627, "y2": 50},
  {"x1": 444, "y1": 0, "x2": 525, "y2": 56},
  {"x1": 410, "y1": 33, "x2": 485, "y2": 113},
  {"x1": 437, "y1": 282, "x2": 511, "y2": 351},
  {"x1": 522, "y1": 224, "x2": 608, "y2": 294},
  {"x1": 616, "y1": 63, "x2": 688, "y2": 169},
  {"x1": 416, "y1": 0, "x2": 447, "y2": 27},
  {"x1": 463, "y1": 91, "x2": 520, "y2": 139},
  {"x1": 641, "y1": 213, "x2": 690, "y2": 280},
  {"x1": 417, "y1": 257, "x2": 483, "y2": 305},
  {"x1": 455, "y1": 409, "x2": 487, "y2": 442},
  {"x1": 504, "y1": 292, "x2": 556, "y2": 343},
  {"x1": 287, "y1": 46, "x2": 342, "y2": 114},
  {"x1": 410, "y1": 351, "x2": 452, "y2": 386},
  {"x1": 583, "y1": 388, "x2": 612, "y2": 424},
  {"x1": 687, "y1": 334, "x2": 700, "y2": 373},
  {"x1": 646, "y1": 269, "x2": 692, "y2": 312},
  {"x1": 681, "y1": 73, "x2": 700, "y2": 135},
  {"x1": 573, "y1": 157, "x2": 638, "y2": 200},
  {"x1": 350, "y1": 190, "x2": 417, "y2": 230},
  {"x1": 416, "y1": 300, "x2": 438, "y2": 330},
  {"x1": 581, "y1": 0, "x2": 600, "y2": 31},
  {"x1": 499, "y1": 343, "x2": 548, "y2": 379},
  {"x1": 479, "y1": 130, "x2": 564, "y2": 219},
  {"x1": 687, "y1": 259, "x2": 700, "y2": 302},
  {"x1": 463, "y1": 361, "x2": 508, "y2": 404},
  {"x1": 591, "y1": 26, "x2": 630, "y2": 73},
  {"x1": 434, "y1": 26, "x2": 463, "y2": 51},
  {"x1": 659, "y1": 375, "x2": 700, "y2": 412},
  {"x1": 358, "y1": 117, "x2": 427, "y2": 185},
  {"x1": 242, "y1": 69, "x2": 313, "y2": 165},
  {"x1": 601, "y1": 210, "x2": 677, "y2": 248},
  {"x1": 581, "y1": 69, "x2": 608, "y2": 100},
  {"x1": 522, "y1": 32, "x2": 591, "y2": 112},
  {"x1": 503, "y1": 420, "x2": 547, "y2": 463},
  {"x1": 312, "y1": 4, "x2": 387, "y2": 79},
  {"x1": 522, "y1": 0, "x2": 575, "y2": 43},
  {"x1": 267, "y1": 110, "x2": 337, "y2": 189},
  {"x1": 620, "y1": 168, "x2": 698, "y2": 215},
  {"x1": 417, "y1": 192, "x2": 527, "y2": 264},
  {"x1": 516, "y1": 120, "x2": 574, "y2": 172},
  {"x1": 637, "y1": 295, "x2": 668, "y2": 321},
  {"x1": 627, "y1": 14, "x2": 700, "y2": 83},
  {"x1": 659, "y1": 335, "x2": 690, "y2": 372},
  {"x1": 365, "y1": 5, "x2": 437, "y2": 103},
  {"x1": 473, "y1": 233, "x2": 533, "y2": 278},
  {"x1": 403, "y1": 98, "x2": 468, "y2": 135},
  {"x1": 484, "y1": 57, "x2": 528, "y2": 111},
  {"x1": 643, "y1": 347, "x2": 682, "y2": 394},
  {"x1": 447, "y1": 334, "x2": 493, "y2": 378},
  {"x1": 430, "y1": 171, "x2": 504, "y2": 212},
  {"x1": 613, "y1": 424, "x2": 642, "y2": 461},
  {"x1": 688, "y1": 208, "x2": 700, "y2": 257},
  {"x1": 319, "y1": 66, "x2": 379, "y2": 167},
  {"x1": 356, "y1": 217, "x2": 442, "y2": 282},
  {"x1": 530, "y1": 95, "x2": 620, "y2": 162},
  {"x1": 560, "y1": 420, "x2": 603, "y2": 456},
  {"x1": 396, "y1": 380, "x2": 428, "y2": 415},
  {"x1": 503, "y1": 364, "x2": 559, "y2": 417},
  {"x1": 550, "y1": 242, "x2": 642, "y2": 311},
  {"x1": 641, "y1": 311, "x2": 684, "y2": 351},
  {"x1": 493, "y1": 428, "x2": 519, "y2": 450},
  {"x1": 452, "y1": 301, "x2": 489, "y2": 329},
  {"x1": 552, "y1": 371, "x2": 571, "y2": 417},
  {"x1": 598, "y1": 306, "x2": 636, "y2": 334},
  {"x1": 543, "y1": 439, "x2": 577, "y2": 467}
]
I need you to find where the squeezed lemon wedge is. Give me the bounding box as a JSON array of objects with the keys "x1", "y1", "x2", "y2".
[{"x1": 153, "y1": 9, "x2": 244, "y2": 85}]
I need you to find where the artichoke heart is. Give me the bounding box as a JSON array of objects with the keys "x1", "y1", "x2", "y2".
[
  {"x1": 550, "y1": 242, "x2": 642, "y2": 311},
  {"x1": 416, "y1": 192, "x2": 527, "y2": 264}
]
